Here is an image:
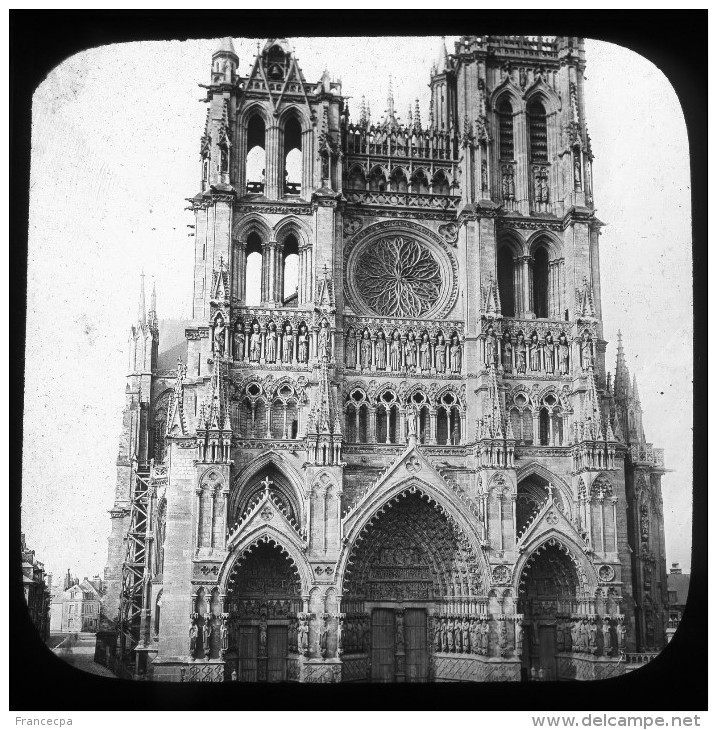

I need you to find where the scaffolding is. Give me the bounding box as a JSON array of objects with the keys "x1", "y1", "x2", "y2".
[{"x1": 117, "y1": 463, "x2": 156, "y2": 677}]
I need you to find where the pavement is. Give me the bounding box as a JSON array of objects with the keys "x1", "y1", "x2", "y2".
[{"x1": 52, "y1": 632, "x2": 118, "y2": 678}]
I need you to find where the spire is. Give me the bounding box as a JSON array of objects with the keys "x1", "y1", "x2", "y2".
[
  {"x1": 213, "y1": 37, "x2": 238, "y2": 60},
  {"x1": 414, "y1": 98, "x2": 422, "y2": 131},
  {"x1": 137, "y1": 272, "x2": 146, "y2": 326},
  {"x1": 407, "y1": 105, "x2": 413, "y2": 129},
  {"x1": 434, "y1": 36, "x2": 449, "y2": 74},
  {"x1": 148, "y1": 278, "x2": 158, "y2": 333},
  {"x1": 583, "y1": 368, "x2": 603, "y2": 441},
  {"x1": 631, "y1": 374, "x2": 641, "y2": 407},
  {"x1": 382, "y1": 75, "x2": 398, "y2": 129},
  {"x1": 614, "y1": 330, "x2": 630, "y2": 403},
  {"x1": 359, "y1": 96, "x2": 368, "y2": 127}
]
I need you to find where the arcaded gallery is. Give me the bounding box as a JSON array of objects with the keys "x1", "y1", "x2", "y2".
[{"x1": 100, "y1": 35, "x2": 669, "y2": 683}]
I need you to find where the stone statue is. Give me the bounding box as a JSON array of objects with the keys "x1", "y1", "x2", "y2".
[
  {"x1": 502, "y1": 332, "x2": 512, "y2": 371},
  {"x1": 558, "y1": 333, "x2": 570, "y2": 375},
  {"x1": 282, "y1": 323, "x2": 293, "y2": 363},
  {"x1": 480, "y1": 619, "x2": 489, "y2": 655},
  {"x1": 266, "y1": 322, "x2": 278, "y2": 363},
  {"x1": 204, "y1": 619, "x2": 213, "y2": 658},
  {"x1": 640, "y1": 504, "x2": 649, "y2": 541},
  {"x1": 249, "y1": 322, "x2": 261, "y2": 362},
  {"x1": 441, "y1": 617, "x2": 449, "y2": 653},
  {"x1": 615, "y1": 619, "x2": 626, "y2": 652},
  {"x1": 433, "y1": 618, "x2": 442, "y2": 652},
  {"x1": 481, "y1": 159, "x2": 488, "y2": 191},
  {"x1": 419, "y1": 333, "x2": 431, "y2": 371},
  {"x1": 515, "y1": 620, "x2": 524, "y2": 656},
  {"x1": 375, "y1": 331, "x2": 387, "y2": 370},
  {"x1": 446, "y1": 618, "x2": 455, "y2": 652},
  {"x1": 587, "y1": 617, "x2": 598, "y2": 654},
  {"x1": 298, "y1": 324, "x2": 309, "y2": 363},
  {"x1": 470, "y1": 618, "x2": 480, "y2": 654},
  {"x1": 405, "y1": 332, "x2": 418, "y2": 372},
  {"x1": 574, "y1": 152, "x2": 582, "y2": 189},
  {"x1": 581, "y1": 331, "x2": 593, "y2": 370},
  {"x1": 233, "y1": 328, "x2": 244, "y2": 361},
  {"x1": 516, "y1": 333, "x2": 527, "y2": 374},
  {"x1": 395, "y1": 612, "x2": 404, "y2": 648},
  {"x1": 360, "y1": 331, "x2": 372, "y2": 369},
  {"x1": 499, "y1": 619, "x2": 509, "y2": 656},
  {"x1": 259, "y1": 618, "x2": 268, "y2": 654},
  {"x1": 544, "y1": 333, "x2": 555, "y2": 374},
  {"x1": 602, "y1": 617, "x2": 613, "y2": 655},
  {"x1": 189, "y1": 620, "x2": 198, "y2": 658},
  {"x1": 214, "y1": 316, "x2": 226, "y2": 356},
  {"x1": 578, "y1": 619, "x2": 589, "y2": 653},
  {"x1": 435, "y1": 334, "x2": 446, "y2": 373},
  {"x1": 319, "y1": 615, "x2": 329, "y2": 658},
  {"x1": 220, "y1": 618, "x2": 229, "y2": 652},
  {"x1": 450, "y1": 335, "x2": 462, "y2": 374},
  {"x1": 337, "y1": 615, "x2": 344, "y2": 656},
  {"x1": 318, "y1": 320, "x2": 330, "y2": 360},
  {"x1": 485, "y1": 326, "x2": 497, "y2": 367},
  {"x1": 389, "y1": 331, "x2": 402, "y2": 371},
  {"x1": 461, "y1": 618, "x2": 470, "y2": 654},
  {"x1": 529, "y1": 333, "x2": 541, "y2": 371},
  {"x1": 345, "y1": 327, "x2": 357, "y2": 368},
  {"x1": 570, "y1": 619, "x2": 580, "y2": 652}
]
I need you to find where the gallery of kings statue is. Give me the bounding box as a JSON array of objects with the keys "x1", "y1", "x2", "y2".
[{"x1": 99, "y1": 35, "x2": 670, "y2": 683}]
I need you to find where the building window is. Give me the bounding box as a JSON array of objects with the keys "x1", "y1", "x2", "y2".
[
  {"x1": 532, "y1": 246, "x2": 550, "y2": 318},
  {"x1": 497, "y1": 245, "x2": 516, "y2": 317},
  {"x1": 245, "y1": 232, "x2": 263, "y2": 306},
  {"x1": 246, "y1": 114, "x2": 266, "y2": 193},
  {"x1": 528, "y1": 99, "x2": 548, "y2": 163},
  {"x1": 498, "y1": 99, "x2": 514, "y2": 161},
  {"x1": 283, "y1": 116, "x2": 302, "y2": 195}
]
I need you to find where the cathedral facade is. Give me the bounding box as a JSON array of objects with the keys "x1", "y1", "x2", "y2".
[{"x1": 103, "y1": 36, "x2": 669, "y2": 683}]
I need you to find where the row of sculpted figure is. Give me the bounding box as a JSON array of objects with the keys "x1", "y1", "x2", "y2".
[
  {"x1": 214, "y1": 318, "x2": 334, "y2": 364},
  {"x1": 340, "y1": 614, "x2": 371, "y2": 655},
  {"x1": 433, "y1": 615, "x2": 490, "y2": 656},
  {"x1": 555, "y1": 615, "x2": 626, "y2": 657},
  {"x1": 189, "y1": 615, "x2": 229, "y2": 660},
  {"x1": 485, "y1": 327, "x2": 596, "y2": 375},
  {"x1": 345, "y1": 327, "x2": 463, "y2": 374}
]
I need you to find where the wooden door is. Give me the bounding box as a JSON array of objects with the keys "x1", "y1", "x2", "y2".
[
  {"x1": 238, "y1": 625, "x2": 258, "y2": 682},
  {"x1": 538, "y1": 625, "x2": 557, "y2": 681},
  {"x1": 267, "y1": 625, "x2": 288, "y2": 682},
  {"x1": 371, "y1": 609, "x2": 395, "y2": 683},
  {"x1": 404, "y1": 609, "x2": 428, "y2": 682}
]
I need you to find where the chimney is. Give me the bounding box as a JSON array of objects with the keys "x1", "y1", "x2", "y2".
[{"x1": 669, "y1": 562, "x2": 682, "y2": 574}]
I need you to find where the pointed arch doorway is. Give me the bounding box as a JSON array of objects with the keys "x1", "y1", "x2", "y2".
[
  {"x1": 343, "y1": 489, "x2": 484, "y2": 683},
  {"x1": 518, "y1": 541, "x2": 582, "y2": 681},
  {"x1": 225, "y1": 541, "x2": 302, "y2": 682}
]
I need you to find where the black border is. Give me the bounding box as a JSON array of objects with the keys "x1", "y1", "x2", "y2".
[{"x1": 10, "y1": 9, "x2": 707, "y2": 712}]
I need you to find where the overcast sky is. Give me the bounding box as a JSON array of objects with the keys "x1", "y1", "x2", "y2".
[{"x1": 23, "y1": 37, "x2": 692, "y2": 584}]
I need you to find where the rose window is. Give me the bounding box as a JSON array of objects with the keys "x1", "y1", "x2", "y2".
[{"x1": 354, "y1": 237, "x2": 442, "y2": 318}]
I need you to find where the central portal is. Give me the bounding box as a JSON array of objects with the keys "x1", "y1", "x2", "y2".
[{"x1": 343, "y1": 489, "x2": 484, "y2": 683}]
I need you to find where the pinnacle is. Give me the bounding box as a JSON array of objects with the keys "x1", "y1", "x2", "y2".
[{"x1": 214, "y1": 37, "x2": 238, "y2": 58}]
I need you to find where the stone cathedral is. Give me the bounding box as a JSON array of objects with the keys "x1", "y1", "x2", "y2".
[{"x1": 102, "y1": 36, "x2": 669, "y2": 683}]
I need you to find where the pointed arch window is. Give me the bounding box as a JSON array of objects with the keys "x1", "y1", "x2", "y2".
[
  {"x1": 498, "y1": 99, "x2": 515, "y2": 161},
  {"x1": 532, "y1": 245, "x2": 550, "y2": 318},
  {"x1": 245, "y1": 232, "x2": 263, "y2": 305},
  {"x1": 246, "y1": 115, "x2": 266, "y2": 193},
  {"x1": 498, "y1": 244, "x2": 516, "y2": 317},
  {"x1": 283, "y1": 116, "x2": 302, "y2": 195},
  {"x1": 281, "y1": 233, "x2": 299, "y2": 305},
  {"x1": 528, "y1": 99, "x2": 548, "y2": 163}
]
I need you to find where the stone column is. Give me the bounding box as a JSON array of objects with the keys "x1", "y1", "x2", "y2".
[
  {"x1": 368, "y1": 406, "x2": 377, "y2": 443},
  {"x1": 265, "y1": 123, "x2": 280, "y2": 200},
  {"x1": 429, "y1": 407, "x2": 438, "y2": 445}
]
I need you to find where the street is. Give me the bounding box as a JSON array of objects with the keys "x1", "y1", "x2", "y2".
[{"x1": 52, "y1": 632, "x2": 117, "y2": 678}]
